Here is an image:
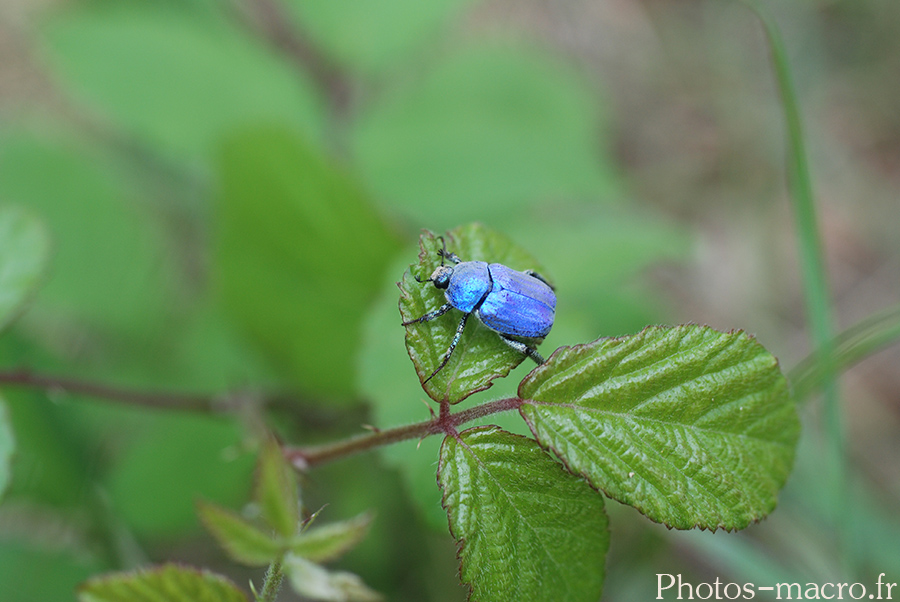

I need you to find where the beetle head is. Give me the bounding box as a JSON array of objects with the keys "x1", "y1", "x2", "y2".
[
  {"x1": 429, "y1": 265, "x2": 453, "y2": 289},
  {"x1": 412, "y1": 236, "x2": 455, "y2": 287}
]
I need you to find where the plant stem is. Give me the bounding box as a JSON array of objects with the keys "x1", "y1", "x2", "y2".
[
  {"x1": 235, "y1": 0, "x2": 351, "y2": 116},
  {"x1": 0, "y1": 367, "x2": 529, "y2": 470},
  {"x1": 257, "y1": 560, "x2": 284, "y2": 602},
  {"x1": 284, "y1": 397, "x2": 524, "y2": 470},
  {"x1": 0, "y1": 369, "x2": 348, "y2": 425},
  {"x1": 789, "y1": 302, "x2": 900, "y2": 402},
  {"x1": 743, "y1": 0, "x2": 849, "y2": 575},
  {"x1": 0, "y1": 369, "x2": 216, "y2": 412}
]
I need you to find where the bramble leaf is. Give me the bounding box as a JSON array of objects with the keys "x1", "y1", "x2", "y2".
[
  {"x1": 196, "y1": 500, "x2": 281, "y2": 567},
  {"x1": 399, "y1": 223, "x2": 551, "y2": 404},
  {"x1": 255, "y1": 438, "x2": 299, "y2": 538},
  {"x1": 360, "y1": 262, "x2": 450, "y2": 529},
  {"x1": 0, "y1": 205, "x2": 50, "y2": 332},
  {"x1": 291, "y1": 512, "x2": 373, "y2": 563},
  {"x1": 78, "y1": 563, "x2": 247, "y2": 602},
  {"x1": 519, "y1": 325, "x2": 800, "y2": 530},
  {"x1": 438, "y1": 426, "x2": 609, "y2": 602}
]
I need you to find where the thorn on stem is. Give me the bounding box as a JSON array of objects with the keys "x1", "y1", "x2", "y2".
[{"x1": 418, "y1": 397, "x2": 437, "y2": 420}]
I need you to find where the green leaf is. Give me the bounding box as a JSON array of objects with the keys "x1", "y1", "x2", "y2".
[
  {"x1": 508, "y1": 208, "x2": 690, "y2": 335},
  {"x1": 42, "y1": 6, "x2": 324, "y2": 162},
  {"x1": 196, "y1": 500, "x2": 282, "y2": 567},
  {"x1": 284, "y1": 0, "x2": 471, "y2": 74},
  {"x1": 0, "y1": 541, "x2": 102, "y2": 602},
  {"x1": 78, "y1": 563, "x2": 248, "y2": 602},
  {"x1": 518, "y1": 325, "x2": 800, "y2": 530},
  {"x1": 0, "y1": 133, "x2": 173, "y2": 339},
  {"x1": 0, "y1": 385, "x2": 94, "y2": 509},
  {"x1": 438, "y1": 426, "x2": 609, "y2": 602},
  {"x1": 255, "y1": 438, "x2": 299, "y2": 539},
  {"x1": 0, "y1": 206, "x2": 50, "y2": 333},
  {"x1": 0, "y1": 397, "x2": 14, "y2": 500},
  {"x1": 284, "y1": 555, "x2": 382, "y2": 602},
  {"x1": 353, "y1": 44, "x2": 618, "y2": 225},
  {"x1": 105, "y1": 413, "x2": 255, "y2": 537},
  {"x1": 359, "y1": 258, "x2": 450, "y2": 529},
  {"x1": 290, "y1": 511, "x2": 373, "y2": 563},
  {"x1": 400, "y1": 224, "x2": 551, "y2": 404},
  {"x1": 215, "y1": 127, "x2": 401, "y2": 398}
]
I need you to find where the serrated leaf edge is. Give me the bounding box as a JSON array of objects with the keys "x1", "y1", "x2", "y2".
[
  {"x1": 436, "y1": 426, "x2": 609, "y2": 601},
  {"x1": 516, "y1": 324, "x2": 799, "y2": 531}
]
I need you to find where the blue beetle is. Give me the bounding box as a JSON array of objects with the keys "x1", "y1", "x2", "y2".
[{"x1": 403, "y1": 238, "x2": 556, "y2": 383}]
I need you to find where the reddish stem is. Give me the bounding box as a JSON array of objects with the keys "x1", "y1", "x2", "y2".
[
  {"x1": 284, "y1": 397, "x2": 524, "y2": 470},
  {"x1": 0, "y1": 369, "x2": 216, "y2": 412},
  {"x1": 0, "y1": 367, "x2": 527, "y2": 472}
]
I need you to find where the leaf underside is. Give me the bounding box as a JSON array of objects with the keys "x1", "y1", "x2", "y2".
[
  {"x1": 400, "y1": 223, "x2": 551, "y2": 404},
  {"x1": 519, "y1": 324, "x2": 800, "y2": 530},
  {"x1": 284, "y1": 554, "x2": 383, "y2": 602},
  {"x1": 438, "y1": 426, "x2": 609, "y2": 602}
]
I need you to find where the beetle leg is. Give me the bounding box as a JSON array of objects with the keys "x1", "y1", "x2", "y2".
[
  {"x1": 435, "y1": 236, "x2": 462, "y2": 265},
  {"x1": 524, "y1": 269, "x2": 555, "y2": 291},
  {"x1": 438, "y1": 249, "x2": 462, "y2": 264},
  {"x1": 498, "y1": 335, "x2": 546, "y2": 364},
  {"x1": 424, "y1": 312, "x2": 470, "y2": 383},
  {"x1": 402, "y1": 302, "x2": 453, "y2": 326}
]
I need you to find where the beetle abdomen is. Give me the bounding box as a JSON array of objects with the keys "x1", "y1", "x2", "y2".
[{"x1": 478, "y1": 264, "x2": 556, "y2": 338}]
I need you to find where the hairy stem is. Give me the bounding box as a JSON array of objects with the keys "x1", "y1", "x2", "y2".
[
  {"x1": 257, "y1": 560, "x2": 284, "y2": 602},
  {"x1": 284, "y1": 397, "x2": 524, "y2": 470},
  {"x1": 0, "y1": 368, "x2": 527, "y2": 470}
]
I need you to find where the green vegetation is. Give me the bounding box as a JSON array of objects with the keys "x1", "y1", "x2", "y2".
[{"x1": 1, "y1": 0, "x2": 899, "y2": 600}]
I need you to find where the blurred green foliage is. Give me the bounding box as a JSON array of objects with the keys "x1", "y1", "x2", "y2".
[
  {"x1": 216, "y1": 127, "x2": 400, "y2": 398},
  {"x1": 352, "y1": 44, "x2": 620, "y2": 225},
  {"x1": 0, "y1": 0, "x2": 898, "y2": 600},
  {"x1": 283, "y1": 0, "x2": 473, "y2": 74},
  {"x1": 43, "y1": 4, "x2": 325, "y2": 163},
  {"x1": 0, "y1": 206, "x2": 50, "y2": 334}
]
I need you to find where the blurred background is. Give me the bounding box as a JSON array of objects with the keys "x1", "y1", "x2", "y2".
[{"x1": 1, "y1": 0, "x2": 899, "y2": 600}]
